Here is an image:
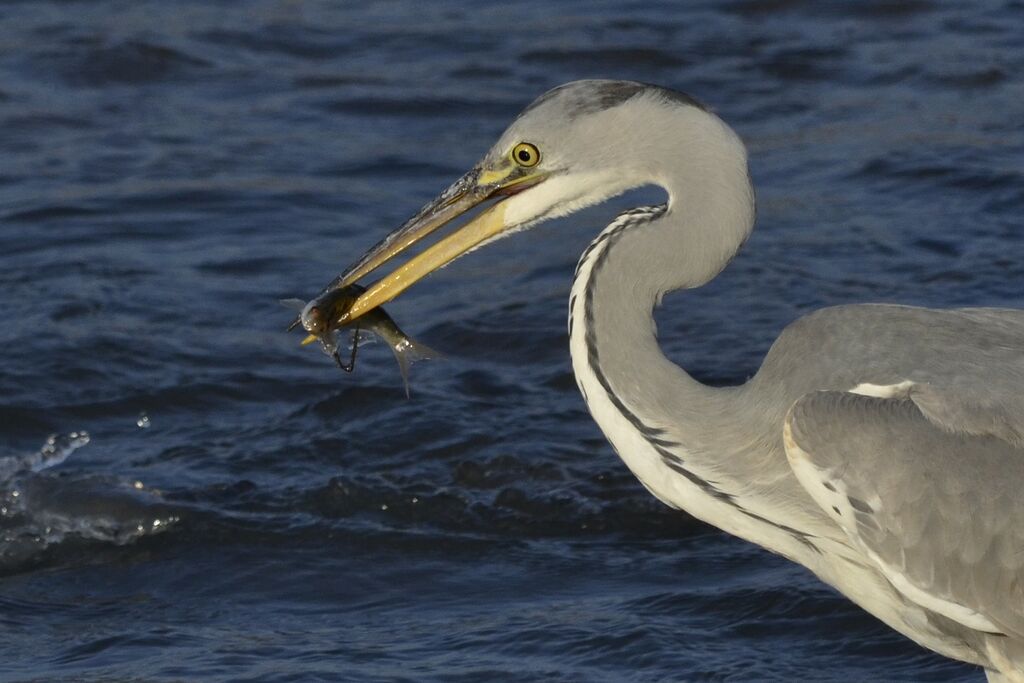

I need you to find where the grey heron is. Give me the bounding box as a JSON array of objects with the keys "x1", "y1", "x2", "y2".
[{"x1": 325, "y1": 80, "x2": 1024, "y2": 680}]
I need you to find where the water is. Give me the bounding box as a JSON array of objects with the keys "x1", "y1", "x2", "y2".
[{"x1": 1, "y1": 1, "x2": 1021, "y2": 680}]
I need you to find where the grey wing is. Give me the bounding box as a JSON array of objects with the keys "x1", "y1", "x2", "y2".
[
  {"x1": 903, "y1": 308, "x2": 1024, "y2": 447},
  {"x1": 783, "y1": 390, "x2": 1024, "y2": 639},
  {"x1": 907, "y1": 379, "x2": 1024, "y2": 448},
  {"x1": 773, "y1": 306, "x2": 1024, "y2": 447}
]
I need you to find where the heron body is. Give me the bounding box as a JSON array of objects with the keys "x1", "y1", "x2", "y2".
[{"x1": 330, "y1": 80, "x2": 1024, "y2": 680}]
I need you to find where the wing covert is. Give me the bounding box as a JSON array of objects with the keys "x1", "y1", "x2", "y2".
[{"x1": 784, "y1": 390, "x2": 1024, "y2": 639}]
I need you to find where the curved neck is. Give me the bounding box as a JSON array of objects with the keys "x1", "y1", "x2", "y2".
[
  {"x1": 572, "y1": 109, "x2": 757, "y2": 438},
  {"x1": 566, "y1": 111, "x2": 838, "y2": 563},
  {"x1": 577, "y1": 204, "x2": 751, "y2": 444}
]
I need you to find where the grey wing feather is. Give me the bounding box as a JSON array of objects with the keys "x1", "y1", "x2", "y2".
[
  {"x1": 785, "y1": 390, "x2": 1024, "y2": 639},
  {"x1": 908, "y1": 381, "x2": 1024, "y2": 449},
  {"x1": 900, "y1": 308, "x2": 1024, "y2": 447}
]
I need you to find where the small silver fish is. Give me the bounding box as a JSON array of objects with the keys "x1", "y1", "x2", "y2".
[{"x1": 282, "y1": 284, "x2": 438, "y2": 397}]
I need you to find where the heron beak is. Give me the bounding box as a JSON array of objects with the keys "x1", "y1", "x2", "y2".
[{"x1": 332, "y1": 161, "x2": 547, "y2": 324}]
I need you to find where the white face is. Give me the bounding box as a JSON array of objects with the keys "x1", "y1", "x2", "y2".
[
  {"x1": 486, "y1": 82, "x2": 750, "y2": 243},
  {"x1": 483, "y1": 87, "x2": 669, "y2": 230}
]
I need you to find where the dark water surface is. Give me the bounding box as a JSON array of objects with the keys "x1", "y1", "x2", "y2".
[{"x1": 1, "y1": 1, "x2": 1022, "y2": 680}]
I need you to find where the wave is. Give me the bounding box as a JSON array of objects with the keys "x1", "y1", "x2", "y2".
[{"x1": 0, "y1": 433, "x2": 186, "y2": 576}]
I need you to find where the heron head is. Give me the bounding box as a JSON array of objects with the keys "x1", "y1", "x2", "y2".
[{"x1": 327, "y1": 80, "x2": 700, "y2": 324}]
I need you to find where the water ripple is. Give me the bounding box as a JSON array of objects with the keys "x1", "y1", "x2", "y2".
[{"x1": 0, "y1": 0, "x2": 1015, "y2": 680}]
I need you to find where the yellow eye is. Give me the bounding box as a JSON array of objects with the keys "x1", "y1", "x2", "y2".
[{"x1": 511, "y1": 142, "x2": 540, "y2": 167}]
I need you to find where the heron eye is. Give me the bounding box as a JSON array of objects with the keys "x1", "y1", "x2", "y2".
[{"x1": 511, "y1": 142, "x2": 540, "y2": 168}]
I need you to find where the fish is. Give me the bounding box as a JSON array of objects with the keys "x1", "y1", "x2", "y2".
[{"x1": 282, "y1": 284, "x2": 438, "y2": 397}]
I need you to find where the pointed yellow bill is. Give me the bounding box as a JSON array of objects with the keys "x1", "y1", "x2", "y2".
[
  {"x1": 333, "y1": 167, "x2": 492, "y2": 292},
  {"x1": 313, "y1": 161, "x2": 547, "y2": 328},
  {"x1": 338, "y1": 201, "x2": 510, "y2": 325}
]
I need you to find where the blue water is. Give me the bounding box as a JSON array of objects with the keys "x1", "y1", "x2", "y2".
[{"x1": 1, "y1": 1, "x2": 1022, "y2": 680}]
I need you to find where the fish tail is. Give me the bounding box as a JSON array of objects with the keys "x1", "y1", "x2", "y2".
[
  {"x1": 400, "y1": 338, "x2": 442, "y2": 363},
  {"x1": 395, "y1": 353, "x2": 412, "y2": 399},
  {"x1": 389, "y1": 338, "x2": 441, "y2": 399}
]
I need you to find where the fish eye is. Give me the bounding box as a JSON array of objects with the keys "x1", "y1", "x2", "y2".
[{"x1": 511, "y1": 142, "x2": 540, "y2": 168}]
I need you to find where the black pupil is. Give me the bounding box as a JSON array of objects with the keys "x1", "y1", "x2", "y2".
[{"x1": 518, "y1": 148, "x2": 531, "y2": 162}]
